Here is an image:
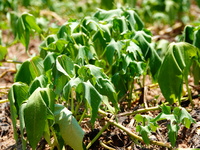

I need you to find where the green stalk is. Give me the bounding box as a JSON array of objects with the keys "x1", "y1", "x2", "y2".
[
  {"x1": 78, "y1": 109, "x2": 86, "y2": 124},
  {"x1": 117, "y1": 106, "x2": 161, "y2": 117},
  {"x1": 185, "y1": 77, "x2": 194, "y2": 108},
  {"x1": 70, "y1": 88, "x2": 75, "y2": 114},
  {"x1": 128, "y1": 77, "x2": 134, "y2": 108},
  {"x1": 50, "y1": 127, "x2": 60, "y2": 150},
  {"x1": 100, "y1": 141, "x2": 115, "y2": 150},
  {"x1": 0, "y1": 99, "x2": 9, "y2": 104}
]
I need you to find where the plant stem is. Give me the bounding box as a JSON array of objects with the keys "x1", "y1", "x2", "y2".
[
  {"x1": 117, "y1": 106, "x2": 161, "y2": 117},
  {"x1": 106, "y1": 117, "x2": 172, "y2": 149},
  {"x1": 0, "y1": 60, "x2": 22, "y2": 64},
  {"x1": 78, "y1": 109, "x2": 86, "y2": 124},
  {"x1": 99, "y1": 140, "x2": 115, "y2": 150},
  {"x1": 50, "y1": 127, "x2": 60, "y2": 150},
  {"x1": 185, "y1": 77, "x2": 194, "y2": 108}
]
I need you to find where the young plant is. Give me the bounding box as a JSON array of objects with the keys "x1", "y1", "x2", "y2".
[{"x1": 158, "y1": 42, "x2": 199, "y2": 105}]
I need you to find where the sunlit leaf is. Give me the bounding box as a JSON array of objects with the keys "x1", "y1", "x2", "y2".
[
  {"x1": 76, "y1": 81, "x2": 102, "y2": 124},
  {"x1": 158, "y1": 42, "x2": 198, "y2": 104},
  {"x1": 15, "y1": 56, "x2": 44, "y2": 85},
  {"x1": 54, "y1": 104, "x2": 85, "y2": 150},
  {"x1": 0, "y1": 45, "x2": 7, "y2": 61},
  {"x1": 24, "y1": 88, "x2": 48, "y2": 149}
]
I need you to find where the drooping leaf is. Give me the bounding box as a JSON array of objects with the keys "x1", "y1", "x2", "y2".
[
  {"x1": 158, "y1": 42, "x2": 198, "y2": 104},
  {"x1": 56, "y1": 55, "x2": 75, "y2": 78},
  {"x1": 93, "y1": 9, "x2": 123, "y2": 21},
  {"x1": 47, "y1": 39, "x2": 68, "y2": 53},
  {"x1": 173, "y1": 107, "x2": 195, "y2": 128},
  {"x1": 0, "y1": 45, "x2": 7, "y2": 61},
  {"x1": 85, "y1": 65, "x2": 118, "y2": 108},
  {"x1": 134, "y1": 30, "x2": 161, "y2": 79},
  {"x1": 136, "y1": 125, "x2": 151, "y2": 145},
  {"x1": 29, "y1": 75, "x2": 49, "y2": 94},
  {"x1": 15, "y1": 56, "x2": 44, "y2": 85},
  {"x1": 105, "y1": 39, "x2": 122, "y2": 65},
  {"x1": 43, "y1": 52, "x2": 58, "y2": 72},
  {"x1": 76, "y1": 81, "x2": 102, "y2": 124},
  {"x1": 63, "y1": 77, "x2": 82, "y2": 100},
  {"x1": 16, "y1": 13, "x2": 41, "y2": 50},
  {"x1": 24, "y1": 88, "x2": 48, "y2": 149},
  {"x1": 22, "y1": 13, "x2": 41, "y2": 33},
  {"x1": 8, "y1": 82, "x2": 29, "y2": 141},
  {"x1": 54, "y1": 104, "x2": 85, "y2": 150},
  {"x1": 124, "y1": 9, "x2": 144, "y2": 31},
  {"x1": 19, "y1": 103, "x2": 27, "y2": 150}
]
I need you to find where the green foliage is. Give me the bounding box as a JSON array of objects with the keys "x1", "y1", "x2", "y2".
[
  {"x1": 183, "y1": 25, "x2": 200, "y2": 85},
  {"x1": 16, "y1": 13, "x2": 41, "y2": 50},
  {"x1": 158, "y1": 42, "x2": 198, "y2": 104},
  {"x1": 54, "y1": 104, "x2": 84, "y2": 150},
  {"x1": 7, "y1": 5, "x2": 199, "y2": 149},
  {"x1": 0, "y1": 45, "x2": 7, "y2": 61},
  {"x1": 135, "y1": 104, "x2": 195, "y2": 147}
]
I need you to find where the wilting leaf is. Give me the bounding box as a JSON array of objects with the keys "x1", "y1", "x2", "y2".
[
  {"x1": 54, "y1": 104, "x2": 84, "y2": 150},
  {"x1": 158, "y1": 42, "x2": 198, "y2": 104},
  {"x1": 15, "y1": 56, "x2": 44, "y2": 85}
]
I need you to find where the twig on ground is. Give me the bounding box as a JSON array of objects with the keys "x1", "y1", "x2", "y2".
[
  {"x1": 117, "y1": 106, "x2": 161, "y2": 117},
  {"x1": 0, "y1": 99, "x2": 9, "y2": 104},
  {"x1": 0, "y1": 60, "x2": 22, "y2": 64},
  {"x1": 99, "y1": 140, "x2": 115, "y2": 150},
  {"x1": 0, "y1": 69, "x2": 16, "y2": 78},
  {"x1": 105, "y1": 117, "x2": 172, "y2": 149}
]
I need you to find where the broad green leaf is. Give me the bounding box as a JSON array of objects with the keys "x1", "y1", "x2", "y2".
[
  {"x1": 183, "y1": 25, "x2": 194, "y2": 44},
  {"x1": 124, "y1": 9, "x2": 144, "y2": 31},
  {"x1": 72, "y1": 32, "x2": 89, "y2": 46},
  {"x1": 16, "y1": 17, "x2": 30, "y2": 50},
  {"x1": 76, "y1": 45, "x2": 94, "y2": 65},
  {"x1": 22, "y1": 13, "x2": 41, "y2": 33},
  {"x1": 29, "y1": 75, "x2": 48, "y2": 94},
  {"x1": 173, "y1": 107, "x2": 195, "y2": 128},
  {"x1": 8, "y1": 82, "x2": 29, "y2": 113},
  {"x1": 76, "y1": 81, "x2": 102, "y2": 124},
  {"x1": 113, "y1": 16, "x2": 128, "y2": 35},
  {"x1": 93, "y1": 9, "x2": 123, "y2": 21},
  {"x1": 136, "y1": 125, "x2": 150, "y2": 145},
  {"x1": 134, "y1": 31, "x2": 161, "y2": 78},
  {"x1": 168, "y1": 123, "x2": 178, "y2": 147},
  {"x1": 84, "y1": 65, "x2": 118, "y2": 108},
  {"x1": 15, "y1": 56, "x2": 44, "y2": 85},
  {"x1": 16, "y1": 13, "x2": 41, "y2": 50},
  {"x1": 0, "y1": 45, "x2": 7, "y2": 61},
  {"x1": 63, "y1": 77, "x2": 82, "y2": 100},
  {"x1": 24, "y1": 88, "x2": 48, "y2": 149},
  {"x1": 43, "y1": 52, "x2": 58, "y2": 72},
  {"x1": 19, "y1": 103, "x2": 27, "y2": 150},
  {"x1": 83, "y1": 17, "x2": 99, "y2": 33},
  {"x1": 158, "y1": 42, "x2": 198, "y2": 104},
  {"x1": 47, "y1": 39, "x2": 68, "y2": 53},
  {"x1": 56, "y1": 55, "x2": 75, "y2": 78},
  {"x1": 54, "y1": 104, "x2": 84, "y2": 150},
  {"x1": 105, "y1": 39, "x2": 122, "y2": 65},
  {"x1": 8, "y1": 82, "x2": 29, "y2": 141}
]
